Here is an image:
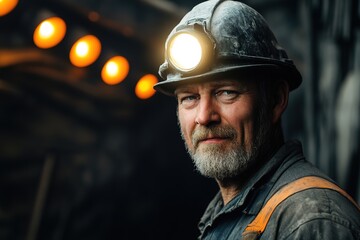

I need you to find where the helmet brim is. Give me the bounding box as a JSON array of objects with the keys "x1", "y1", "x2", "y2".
[{"x1": 154, "y1": 64, "x2": 302, "y2": 96}]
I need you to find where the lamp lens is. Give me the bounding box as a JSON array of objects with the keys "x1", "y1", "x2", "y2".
[{"x1": 169, "y1": 33, "x2": 202, "y2": 71}]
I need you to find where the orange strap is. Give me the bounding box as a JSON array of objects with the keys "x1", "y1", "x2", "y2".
[{"x1": 242, "y1": 176, "x2": 360, "y2": 238}]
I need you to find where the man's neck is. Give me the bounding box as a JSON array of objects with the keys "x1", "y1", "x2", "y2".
[
  {"x1": 216, "y1": 178, "x2": 244, "y2": 205},
  {"x1": 216, "y1": 136, "x2": 284, "y2": 205}
]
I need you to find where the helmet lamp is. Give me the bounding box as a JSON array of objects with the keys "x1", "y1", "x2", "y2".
[
  {"x1": 165, "y1": 25, "x2": 214, "y2": 75},
  {"x1": 168, "y1": 33, "x2": 202, "y2": 72}
]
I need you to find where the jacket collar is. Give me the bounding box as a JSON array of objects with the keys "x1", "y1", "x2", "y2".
[{"x1": 198, "y1": 140, "x2": 304, "y2": 232}]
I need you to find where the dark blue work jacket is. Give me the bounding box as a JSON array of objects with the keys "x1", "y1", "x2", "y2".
[{"x1": 198, "y1": 140, "x2": 360, "y2": 239}]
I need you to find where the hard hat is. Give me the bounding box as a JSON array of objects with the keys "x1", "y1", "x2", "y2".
[{"x1": 154, "y1": 0, "x2": 302, "y2": 95}]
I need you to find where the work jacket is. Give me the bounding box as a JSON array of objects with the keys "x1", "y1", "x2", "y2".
[{"x1": 198, "y1": 140, "x2": 360, "y2": 239}]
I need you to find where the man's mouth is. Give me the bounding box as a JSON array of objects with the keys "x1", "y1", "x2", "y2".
[
  {"x1": 192, "y1": 126, "x2": 237, "y2": 149},
  {"x1": 197, "y1": 135, "x2": 230, "y2": 146}
]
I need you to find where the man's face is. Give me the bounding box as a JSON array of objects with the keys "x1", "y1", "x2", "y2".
[{"x1": 175, "y1": 79, "x2": 271, "y2": 180}]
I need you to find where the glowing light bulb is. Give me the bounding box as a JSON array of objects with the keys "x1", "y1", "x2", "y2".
[
  {"x1": 69, "y1": 35, "x2": 101, "y2": 67},
  {"x1": 101, "y1": 56, "x2": 130, "y2": 85},
  {"x1": 135, "y1": 74, "x2": 158, "y2": 99},
  {"x1": 33, "y1": 17, "x2": 66, "y2": 49}
]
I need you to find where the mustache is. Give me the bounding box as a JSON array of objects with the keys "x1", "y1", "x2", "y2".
[{"x1": 192, "y1": 125, "x2": 237, "y2": 148}]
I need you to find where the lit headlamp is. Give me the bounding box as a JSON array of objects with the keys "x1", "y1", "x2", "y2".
[{"x1": 165, "y1": 23, "x2": 215, "y2": 75}]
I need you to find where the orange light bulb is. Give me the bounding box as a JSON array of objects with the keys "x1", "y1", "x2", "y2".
[
  {"x1": 33, "y1": 17, "x2": 66, "y2": 49},
  {"x1": 69, "y1": 35, "x2": 101, "y2": 67},
  {"x1": 101, "y1": 56, "x2": 129, "y2": 85},
  {"x1": 135, "y1": 74, "x2": 158, "y2": 99}
]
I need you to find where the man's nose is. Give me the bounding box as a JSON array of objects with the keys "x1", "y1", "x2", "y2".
[{"x1": 195, "y1": 97, "x2": 220, "y2": 126}]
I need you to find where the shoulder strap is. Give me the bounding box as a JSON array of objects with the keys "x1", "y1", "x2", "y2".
[{"x1": 242, "y1": 176, "x2": 360, "y2": 240}]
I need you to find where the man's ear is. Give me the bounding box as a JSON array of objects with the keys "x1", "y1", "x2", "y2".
[{"x1": 272, "y1": 80, "x2": 289, "y2": 124}]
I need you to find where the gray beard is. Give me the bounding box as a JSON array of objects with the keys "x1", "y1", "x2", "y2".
[
  {"x1": 192, "y1": 137, "x2": 251, "y2": 180},
  {"x1": 180, "y1": 108, "x2": 270, "y2": 181}
]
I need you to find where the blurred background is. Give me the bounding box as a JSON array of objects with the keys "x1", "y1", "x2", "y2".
[{"x1": 0, "y1": 0, "x2": 359, "y2": 239}]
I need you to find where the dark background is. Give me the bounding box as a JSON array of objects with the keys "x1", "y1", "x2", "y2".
[{"x1": 0, "y1": 0, "x2": 359, "y2": 239}]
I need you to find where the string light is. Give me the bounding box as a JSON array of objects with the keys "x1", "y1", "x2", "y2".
[{"x1": 4, "y1": 3, "x2": 157, "y2": 101}]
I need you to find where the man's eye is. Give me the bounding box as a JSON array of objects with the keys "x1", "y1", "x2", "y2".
[
  {"x1": 180, "y1": 95, "x2": 198, "y2": 103},
  {"x1": 216, "y1": 90, "x2": 239, "y2": 99},
  {"x1": 177, "y1": 94, "x2": 199, "y2": 108}
]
